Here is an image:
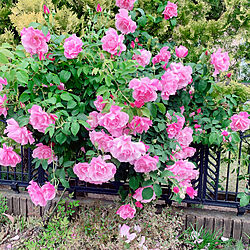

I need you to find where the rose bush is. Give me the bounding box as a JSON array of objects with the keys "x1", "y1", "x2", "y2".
[{"x1": 0, "y1": 1, "x2": 249, "y2": 218}]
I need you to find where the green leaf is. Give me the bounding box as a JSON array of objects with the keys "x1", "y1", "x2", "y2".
[
  {"x1": 153, "y1": 184, "x2": 162, "y2": 197},
  {"x1": 239, "y1": 194, "x2": 250, "y2": 207},
  {"x1": 61, "y1": 92, "x2": 73, "y2": 101},
  {"x1": 60, "y1": 70, "x2": 71, "y2": 83},
  {"x1": 78, "y1": 120, "x2": 91, "y2": 129},
  {"x1": 53, "y1": 75, "x2": 61, "y2": 85},
  {"x1": 129, "y1": 176, "x2": 139, "y2": 190},
  {"x1": 64, "y1": 161, "x2": 75, "y2": 167},
  {"x1": 170, "y1": 17, "x2": 177, "y2": 26},
  {"x1": 142, "y1": 187, "x2": 154, "y2": 200},
  {"x1": 61, "y1": 179, "x2": 70, "y2": 188},
  {"x1": 209, "y1": 132, "x2": 218, "y2": 145},
  {"x1": 42, "y1": 26, "x2": 49, "y2": 37},
  {"x1": 56, "y1": 132, "x2": 67, "y2": 144},
  {"x1": 147, "y1": 103, "x2": 157, "y2": 118},
  {"x1": 156, "y1": 103, "x2": 166, "y2": 114},
  {"x1": 142, "y1": 180, "x2": 153, "y2": 187},
  {"x1": 198, "y1": 80, "x2": 208, "y2": 92},
  {"x1": 71, "y1": 122, "x2": 80, "y2": 136},
  {"x1": 0, "y1": 52, "x2": 9, "y2": 64},
  {"x1": 19, "y1": 92, "x2": 30, "y2": 102},
  {"x1": 161, "y1": 170, "x2": 175, "y2": 178},
  {"x1": 138, "y1": 16, "x2": 147, "y2": 27},
  {"x1": 16, "y1": 70, "x2": 29, "y2": 83},
  {"x1": 231, "y1": 132, "x2": 240, "y2": 143},
  {"x1": 67, "y1": 100, "x2": 77, "y2": 109}
]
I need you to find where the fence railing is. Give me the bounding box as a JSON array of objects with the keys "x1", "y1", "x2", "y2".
[{"x1": 0, "y1": 130, "x2": 249, "y2": 215}]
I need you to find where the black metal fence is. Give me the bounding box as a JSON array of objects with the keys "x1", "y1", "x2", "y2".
[{"x1": 0, "y1": 130, "x2": 249, "y2": 215}]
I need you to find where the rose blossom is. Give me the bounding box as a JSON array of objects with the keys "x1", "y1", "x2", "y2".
[
  {"x1": 28, "y1": 105, "x2": 57, "y2": 133},
  {"x1": 96, "y1": 3, "x2": 102, "y2": 12},
  {"x1": 162, "y1": 1, "x2": 178, "y2": 20},
  {"x1": 230, "y1": 112, "x2": 250, "y2": 132},
  {"x1": 116, "y1": 0, "x2": 136, "y2": 10},
  {"x1": 94, "y1": 95, "x2": 106, "y2": 111},
  {"x1": 173, "y1": 146, "x2": 196, "y2": 160},
  {"x1": 116, "y1": 204, "x2": 136, "y2": 219},
  {"x1": 152, "y1": 46, "x2": 171, "y2": 65},
  {"x1": 4, "y1": 118, "x2": 35, "y2": 145},
  {"x1": 173, "y1": 186, "x2": 180, "y2": 193},
  {"x1": 110, "y1": 135, "x2": 146, "y2": 164},
  {"x1": 73, "y1": 155, "x2": 116, "y2": 184},
  {"x1": 135, "y1": 201, "x2": 143, "y2": 208},
  {"x1": 129, "y1": 78, "x2": 157, "y2": 108},
  {"x1": 43, "y1": 5, "x2": 50, "y2": 14},
  {"x1": 132, "y1": 49, "x2": 152, "y2": 67},
  {"x1": 128, "y1": 116, "x2": 152, "y2": 135},
  {"x1": 27, "y1": 180, "x2": 46, "y2": 206},
  {"x1": 41, "y1": 182, "x2": 56, "y2": 201},
  {"x1": 57, "y1": 82, "x2": 65, "y2": 90},
  {"x1": 210, "y1": 48, "x2": 230, "y2": 76},
  {"x1": 86, "y1": 111, "x2": 100, "y2": 130},
  {"x1": 115, "y1": 9, "x2": 137, "y2": 34},
  {"x1": 101, "y1": 28, "x2": 126, "y2": 56},
  {"x1": 0, "y1": 143, "x2": 21, "y2": 167},
  {"x1": 0, "y1": 77, "x2": 8, "y2": 91},
  {"x1": 32, "y1": 143, "x2": 57, "y2": 164},
  {"x1": 175, "y1": 45, "x2": 188, "y2": 58},
  {"x1": 63, "y1": 34, "x2": 83, "y2": 59},
  {"x1": 21, "y1": 27, "x2": 50, "y2": 56},
  {"x1": 221, "y1": 130, "x2": 229, "y2": 136},
  {"x1": 133, "y1": 186, "x2": 156, "y2": 203},
  {"x1": 99, "y1": 105, "x2": 129, "y2": 136},
  {"x1": 161, "y1": 70, "x2": 179, "y2": 100},
  {"x1": 120, "y1": 224, "x2": 131, "y2": 237},
  {"x1": 0, "y1": 94, "x2": 8, "y2": 117},
  {"x1": 89, "y1": 130, "x2": 113, "y2": 152},
  {"x1": 166, "y1": 114, "x2": 185, "y2": 138},
  {"x1": 176, "y1": 127, "x2": 193, "y2": 147},
  {"x1": 134, "y1": 154, "x2": 158, "y2": 173},
  {"x1": 186, "y1": 186, "x2": 197, "y2": 199}
]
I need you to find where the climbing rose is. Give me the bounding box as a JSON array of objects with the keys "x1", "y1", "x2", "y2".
[
  {"x1": 21, "y1": 27, "x2": 50, "y2": 56},
  {"x1": 161, "y1": 70, "x2": 179, "y2": 100},
  {"x1": 0, "y1": 143, "x2": 21, "y2": 167},
  {"x1": 176, "y1": 127, "x2": 193, "y2": 147},
  {"x1": 41, "y1": 182, "x2": 56, "y2": 201},
  {"x1": 133, "y1": 186, "x2": 156, "y2": 203},
  {"x1": 4, "y1": 118, "x2": 35, "y2": 145},
  {"x1": 96, "y1": 3, "x2": 102, "y2": 12},
  {"x1": 230, "y1": 112, "x2": 250, "y2": 132},
  {"x1": 63, "y1": 34, "x2": 83, "y2": 59},
  {"x1": 94, "y1": 95, "x2": 106, "y2": 111},
  {"x1": 120, "y1": 224, "x2": 131, "y2": 237},
  {"x1": 99, "y1": 105, "x2": 129, "y2": 137},
  {"x1": 0, "y1": 77, "x2": 7, "y2": 91},
  {"x1": 134, "y1": 154, "x2": 158, "y2": 173},
  {"x1": 28, "y1": 105, "x2": 57, "y2": 133},
  {"x1": 132, "y1": 49, "x2": 151, "y2": 67},
  {"x1": 32, "y1": 143, "x2": 57, "y2": 164},
  {"x1": 101, "y1": 28, "x2": 126, "y2": 56},
  {"x1": 128, "y1": 116, "x2": 152, "y2": 135},
  {"x1": 135, "y1": 201, "x2": 143, "y2": 208},
  {"x1": 110, "y1": 135, "x2": 146, "y2": 164},
  {"x1": 175, "y1": 45, "x2": 188, "y2": 58},
  {"x1": 129, "y1": 78, "x2": 157, "y2": 108},
  {"x1": 86, "y1": 111, "x2": 100, "y2": 130},
  {"x1": 210, "y1": 48, "x2": 230, "y2": 76},
  {"x1": 115, "y1": 9, "x2": 137, "y2": 34},
  {"x1": 116, "y1": 0, "x2": 136, "y2": 10},
  {"x1": 166, "y1": 114, "x2": 185, "y2": 138},
  {"x1": 173, "y1": 186, "x2": 180, "y2": 194},
  {"x1": 162, "y1": 1, "x2": 178, "y2": 20},
  {"x1": 73, "y1": 155, "x2": 116, "y2": 184},
  {"x1": 186, "y1": 186, "x2": 197, "y2": 199},
  {"x1": 116, "y1": 204, "x2": 136, "y2": 219},
  {"x1": 152, "y1": 46, "x2": 171, "y2": 65},
  {"x1": 173, "y1": 147, "x2": 196, "y2": 160},
  {"x1": 89, "y1": 130, "x2": 113, "y2": 152},
  {"x1": 0, "y1": 94, "x2": 8, "y2": 117},
  {"x1": 27, "y1": 180, "x2": 46, "y2": 207},
  {"x1": 43, "y1": 5, "x2": 50, "y2": 14},
  {"x1": 221, "y1": 130, "x2": 229, "y2": 136}
]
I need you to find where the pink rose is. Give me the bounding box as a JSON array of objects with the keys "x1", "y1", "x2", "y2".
[
  {"x1": 175, "y1": 45, "x2": 188, "y2": 58},
  {"x1": 129, "y1": 78, "x2": 157, "y2": 108},
  {"x1": 152, "y1": 46, "x2": 171, "y2": 65},
  {"x1": 57, "y1": 82, "x2": 65, "y2": 90},
  {"x1": 86, "y1": 111, "x2": 100, "y2": 130},
  {"x1": 41, "y1": 182, "x2": 56, "y2": 201},
  {"x1": 0, "y1": 143, "x2": 21, "y2": 167},
  {"x1": 43, "y1": 5, "x2": 50, "y2": 14},
  {"x1": 128, "y1": 116, "x2": 152, "y2": 135},
  {"x1": 166, "y1": 114, "x2": 185, "y2": 139},
  {"x1": 134, "y1": 154, "x2": 158, "y2": 173},
  {"x1": 135, "y1": 201, "x2": 143, "y2": 208},
  {"x1": 28, "y1": 105, "x2": 57, "y2": 133},
  {"x1": 0, "y1": 94, "x2": 8, "y2": 117},
  {"x1": 132, "y1": 49, "x2": 151, "y2": 67},
  {"x1": 63, "y1": 34, "x2": 83, "y2": 59},
  {"x1": 221, "y1": 130, "x2": 229, "y2": 136},
  {"x1": 94, "y1": 95, "x2": 106, "y2": 111},
  {"x1": 133, "y1": 186, "x2": 156, "y2": 203},
  {"x1": 4, "y1": 118, "x2": 35, "y2": 145},
  {"x1": 176, "y1": 127, "x2": 193, "y2": 147},
  {"x1": 162, "y1": 1, "x2": 178, "y2": 20},
  {"x1": 96, "y1": 4, "x2": 102, "y2": 12},
  {"x1": 173, "y1": 147, "x2": 196, "y2": 160},
  {"x1": 186, "y1": 186, "x2": 197, "y2": 199},
  {"x1": 89, "y1": 130, "x2": 113, "y2": 152},
  {"x1": 21, "y1": 27, "x2": 50, "y2": 56},
  {"x1": 110, "y1": 135, "x2": 146, "y2": 164},
  {"x1": 101, "y1": 28, "x2": 126, "y2": 56},
  {"x1": 116, "y1": 204, "x2": 136, "y2": 219},
  {"x1": 230, "y1": 112, "x2": 250, "y2": 132},
  {"x1": 99, "y1": 105, "x2": 129, "y2": 137},
  {"x1": 167, "y1": 160, "x2": 199, "y2": 182},
  {"x1": 27, "y1": 180, "x2": 46, "y2": 207},
  {"x1": 211, "y1": 48, "x2": 230, "y2": 76},
  {"x1": 173, "y1": 186, "x2": 179, "y2": 193},
  {"x1": 161, "y1": 70, "x2": 179, "y2": 100},
  {"x1": 151, "y1": 79, "x2": 162, "y2": 91},
  {"x1": 0, "y1": 77, "x2": 8, "y2": 91},
  {"x1": 115, "y1": 9, "x2": 137, "y2": 35},
  {"x1": 170, "y1": 62, "x2": 192, "y2": 90},
  {"x1": 74, "y1": 155, "x2": 116, "y2": 184},
  {"x1": 32, "y1": 143, "x2": 57, "y2": 164},
  {"x1": 116, "y1": 0, "x2": 136, "y2": 10},
  {"x1": 120, "y1": 224, "x2": 131, "y2": 237}
]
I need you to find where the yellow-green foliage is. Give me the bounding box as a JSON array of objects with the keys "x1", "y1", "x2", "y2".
[{"x1": 0, "y1": 28, "x2": 15, "y2": 45}]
